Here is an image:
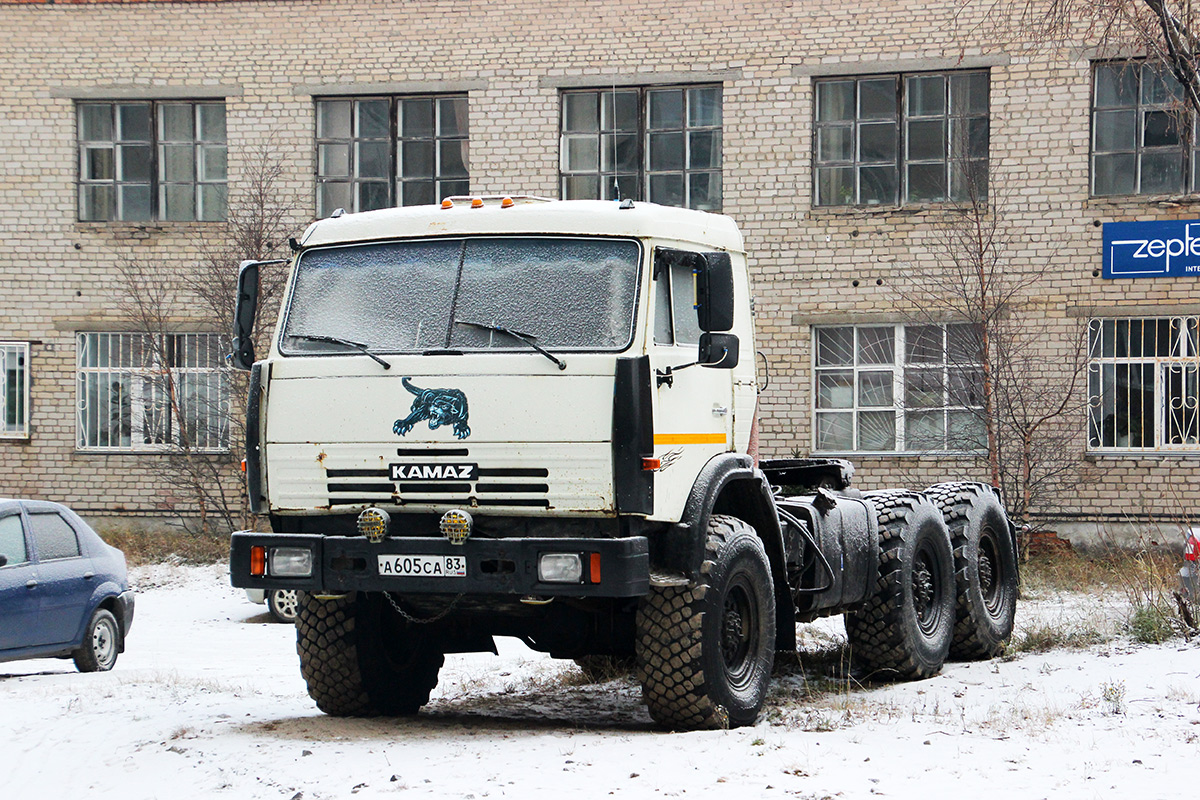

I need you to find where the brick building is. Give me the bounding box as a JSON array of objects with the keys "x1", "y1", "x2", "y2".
[{"x1": 0, "y1": 0, "x2": 1196, "y2": 545}]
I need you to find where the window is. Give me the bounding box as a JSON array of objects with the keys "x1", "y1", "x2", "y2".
[
  {"x1": 1088, "y1": 317, "x2": 1200, "y2": 450},
  {"x1": 28, "y1": 513, "x2": 80, "y2": 561},
  {"x1": 76, "y1": 333, "x2": 229, "y2": 452},
  {"x1": 77, "y1": 101, "x2": 227, "y2": 221},
  {"x1": 315, "y1": 95, "x2": 469, "y2": 217},
  {"x1": 1, "y1": 342, "x2": 29, "y2": 438},
  {"x1": 652, "y1": 251, "x2": 703, "y2": 346},
  {"x1": 282, "y1": 237, "x2": 641, "y2": 354},
  {"x1": 814, "y1": 323, "x2": 985, "y2": 452},
  {"x1": 0, "y1": 514, "x2": 27, "y2": 566},
  {"x1": 814, "y1": 71, "x2": 989, "y2": 206},
  {"x1": 560, "y1": 85, "x2": 722, "y2": 211},
  {"x1": 1092, "y1": 62, "x2": 1198, "y2": 196}
]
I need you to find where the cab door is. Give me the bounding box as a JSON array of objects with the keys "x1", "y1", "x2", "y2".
[{"x1": 648, "y1": 248, "x2": 734, "y2": 521}]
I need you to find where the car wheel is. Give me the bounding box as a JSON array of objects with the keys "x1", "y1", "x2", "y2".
[
  {"x1": 267, "y1": 588, "x2": 299, "y2": 623},
  {"x1": 73, "y1": 608, "x2": 121, "y2": 673}
]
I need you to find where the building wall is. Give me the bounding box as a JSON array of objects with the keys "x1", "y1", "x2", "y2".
[{"x1": 0, "y1": 0, "x2": 1196, "y2": 540}]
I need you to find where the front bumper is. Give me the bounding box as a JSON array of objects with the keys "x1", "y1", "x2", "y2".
[{"x1": 230, "y1": 531, "x2": 649, "y2": 598}]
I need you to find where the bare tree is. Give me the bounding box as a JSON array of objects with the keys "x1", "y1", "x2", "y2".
[
  {"x1": 893, "y1": 162, "x2": 1091, "y2": 523},
  {"x1": 965, "y1": 0, "x2": 1200, "y2": 112},
  {"x1": 112, "y1": 142, "x2": 301, "y2": 534}
]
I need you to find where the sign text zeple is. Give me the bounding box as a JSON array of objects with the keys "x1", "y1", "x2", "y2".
[{"x1": 1103, "y1": 219, "x2": 1200, "y2": 279}]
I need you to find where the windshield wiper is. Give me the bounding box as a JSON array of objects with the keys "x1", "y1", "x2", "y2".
[
  {"x1": 289, "y1": 334, "x2": 391, "y2": 370},
  {"x1": 453, "y1": 320, "x2": 567, "y2": 371}
]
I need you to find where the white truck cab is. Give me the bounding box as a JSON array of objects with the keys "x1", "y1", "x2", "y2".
[{"x1": 238, "y1": 197, "x2": 756, "y2": 524}]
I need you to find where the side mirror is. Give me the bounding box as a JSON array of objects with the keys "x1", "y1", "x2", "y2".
[
  {"x1": 0, "y1": 554, "x2": 7, "y2": 568},
  {"x1": 696, "y1": 252, "x2": 734, "y2": 332},
  {"x1": 231, "y1": 260, "x2": 261, "y2": 371},
  {"x1": 699, "y1": 332, "x2": 739, "y2": 369}
]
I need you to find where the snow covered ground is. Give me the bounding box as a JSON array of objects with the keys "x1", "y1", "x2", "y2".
[{"x1": 1, "y1": 563, "x2": 1197, "y2": 800}]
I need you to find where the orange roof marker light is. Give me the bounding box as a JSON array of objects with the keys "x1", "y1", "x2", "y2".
[
  {"x1": 471, "y1": 197, "x2": 485, "y2": 208},
  {"x1": 441, "y1": 198, "x2": 454, "y2": 209},
  {"x1": 501, "y1": 196, "x2": 514, "y2": 208}
]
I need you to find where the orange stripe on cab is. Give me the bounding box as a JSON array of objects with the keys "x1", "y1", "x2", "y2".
[{"x1": 653, "y1": 433, "x2": 728, "y2": 445}]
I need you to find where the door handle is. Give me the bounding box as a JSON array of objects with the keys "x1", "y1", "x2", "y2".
[{"x1": 25, "y1": 579, "x2": 37, "y2": 589}]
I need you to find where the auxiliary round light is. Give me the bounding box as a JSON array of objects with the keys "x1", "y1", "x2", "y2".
[
  {"x1": 357, "y1": 507, "x2": 391, "y2": 543},
  {"x1": 440, "y1": 509, "x2": 473, "y2": 545}
]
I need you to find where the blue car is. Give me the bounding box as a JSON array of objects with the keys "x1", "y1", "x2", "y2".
[{"x1": 0, "y1": 499, "x2": 134, "y2": 672}]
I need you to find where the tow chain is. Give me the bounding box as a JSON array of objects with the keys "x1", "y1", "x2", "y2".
[{"x1": 383, "y1": 591, "x2": 464, "y2": 624}]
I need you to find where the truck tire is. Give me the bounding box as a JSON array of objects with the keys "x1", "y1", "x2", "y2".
[
  {"x1": 846, "y1": 491, "x2": 955, "y2": 681},
  {"x1": 924, "y1": 482, "x2": 1017, "y2": 660},
  {"x1": 635, "y1": 515, "x2": 776, "y2": 730},
  {"x1": 295, "y1": 591, "x2": 444, "y2": 716}
]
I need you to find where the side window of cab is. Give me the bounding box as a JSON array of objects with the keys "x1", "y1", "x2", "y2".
[
  {"x1": 652, "y1": 251, "x2": 702, "y2": 347},
  {"x1": 0, "y1": 514, "x2": 28, "y2": 567}
]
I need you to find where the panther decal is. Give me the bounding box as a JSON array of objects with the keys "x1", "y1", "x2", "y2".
[{"x1": 393, "y1": 376, "x2": 471, "y2": 439}]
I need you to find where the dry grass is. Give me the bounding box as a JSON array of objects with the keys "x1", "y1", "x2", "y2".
[
  {"x1": 98, "y1": 525, "x2": 230, "y2": 566},
  {"x1": 1018, "y1": 545, "x2": 1191, "y2": 646}
]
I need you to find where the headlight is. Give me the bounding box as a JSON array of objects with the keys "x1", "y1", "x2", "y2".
[
  {"x1": 270, "y1": 547, "x2": 314, "y2": 578},
  {"x1": 538, "y1": 553, "x2": 583, "y2": 583}
]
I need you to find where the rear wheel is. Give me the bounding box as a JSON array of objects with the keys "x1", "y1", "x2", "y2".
[
  {"x1": 295, "y1": 592, "x2": 444, "y2": 716},
  {"x1": 925, "y1": 482, "x2": 1017, "y2": 659},
  {"x1": 636, "y1": 514, "x2": 776, "y2": 730},
  {"x1": 73, "y1": 608, "x2": 121, "y2": 673},
  {"x1": 846, "y1": 491, "x2": 955, "y2": 680}
]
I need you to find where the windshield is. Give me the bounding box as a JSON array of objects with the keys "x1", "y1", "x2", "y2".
[{"x1": 281, "y1": 236, "x2": 642, "y2": 355}]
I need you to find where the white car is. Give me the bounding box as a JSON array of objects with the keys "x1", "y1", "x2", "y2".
[{"x1": 244, "y1": 588, "x2": 298, "y2": 623}]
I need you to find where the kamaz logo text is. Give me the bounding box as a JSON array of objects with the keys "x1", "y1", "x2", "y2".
[{"x1": 390, "y1": 463, "x2": 478, "y2": 481}]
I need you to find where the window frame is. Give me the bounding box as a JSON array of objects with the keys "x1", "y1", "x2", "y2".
[
  {"x1": 314, "y1": 94, "x2": 470, "y2": 217},
  {"x1": 813, "y1": 70, "x2": 990, "y2": 207},
  {"x1": 0, "y1": 342, "x2": 30, "y2": 439},
  {"x1": 812, "y1": 323, "x2": 986, "y2": 454},
  {"x1": 76, "y1": 100, "x2": 227, "y2": 222},
  {"x1": 75, "y1": 332, "x2": 230, "y2": 453},
  {"x1": 559, "y1": 84, "x2": 723, "y2": 211},
  {"x1": 1091, "y1": 61, "x2": 1195, "y2": 197},
  {"x1": 1087, "y1": 316, "x2": 1200, "y2": 452}
]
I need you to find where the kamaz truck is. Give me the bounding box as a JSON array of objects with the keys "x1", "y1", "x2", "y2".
[{"x1": 229, "y1": 197, "x2": 1017, "y2": 730}]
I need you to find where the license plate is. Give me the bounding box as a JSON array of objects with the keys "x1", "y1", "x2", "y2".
[{"x1": 377, "y1": 554, "x2": 467, "y2": 578}]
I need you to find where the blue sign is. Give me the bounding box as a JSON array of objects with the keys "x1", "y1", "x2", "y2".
[{"x1": 1103, "y1": 219, "x2": 1200, "y2": 279}]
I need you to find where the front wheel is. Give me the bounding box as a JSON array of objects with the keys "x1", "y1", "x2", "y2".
[
  {"x1": 295, "y1": 592, "x2": 444, "y2": 716},
  {"x1": 73, "y1": 608, "x2": 121, "y2": 673},
  {"x1": 636, "y1": 515, "x2": 776, "y2": 730}
]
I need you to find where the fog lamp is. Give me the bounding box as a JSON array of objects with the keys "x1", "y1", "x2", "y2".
[
  {"x1": 270, "y1": 547, "x2": 313, "y2": 578},
  {"x1": 538, "y1": 553, "x2": 583, "y2": 583},
  {"x1": 440, "y1": 509, "x2": 473, "y2": 545},
  {"x1": 357, "y1": 507, "x2": 391, "y2": 542}
]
